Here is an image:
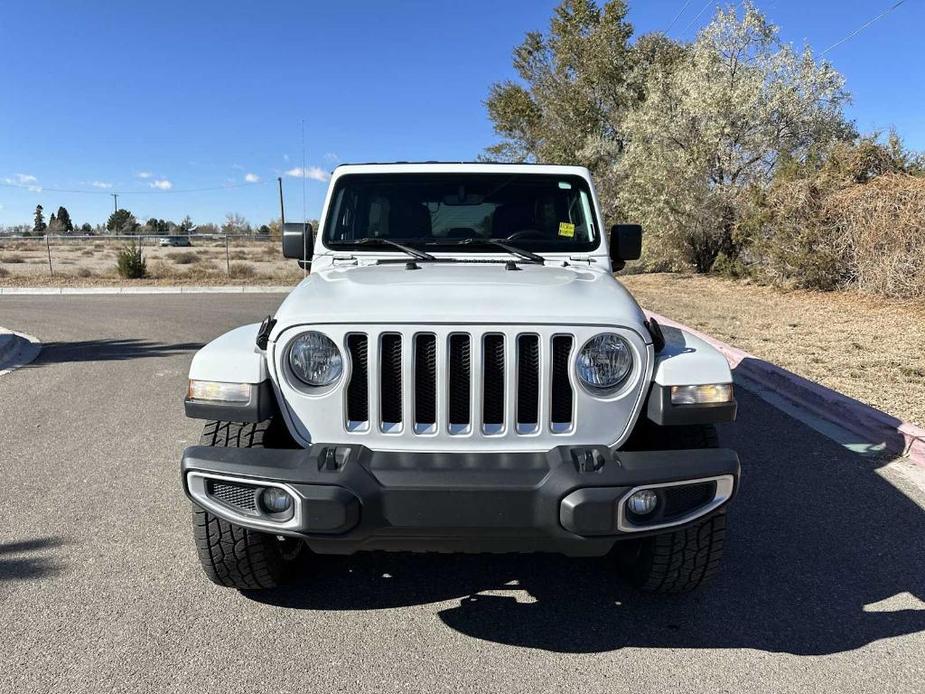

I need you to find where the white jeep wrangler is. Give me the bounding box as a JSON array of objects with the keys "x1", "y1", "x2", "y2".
[{"x1": 181, "y1": 163, "x2": 739, "y2": 593}]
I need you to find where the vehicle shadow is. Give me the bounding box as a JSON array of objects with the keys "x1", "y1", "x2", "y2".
[
  {"x1": 0, "y1": 537, "x2": 67, "y2": 582},
  {"x1": 28, "y1": 338, "x2": 203, "y2": 365},
  {"x1": 247, "y1": 388, "x2": 925, "y2": 655}
]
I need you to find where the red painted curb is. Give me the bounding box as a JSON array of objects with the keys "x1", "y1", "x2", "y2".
[{"x1": 646, "y1": 311, "x2": 925, "y2": 467}]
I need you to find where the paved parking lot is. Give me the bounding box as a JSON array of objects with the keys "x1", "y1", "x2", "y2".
[{"x1": 1, "y1": 295, "x2": 923, "y2": 694}]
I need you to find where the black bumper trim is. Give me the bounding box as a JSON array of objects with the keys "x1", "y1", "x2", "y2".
[{"x1": 181, "y1": 444, "x2": 740, "y2": 556}]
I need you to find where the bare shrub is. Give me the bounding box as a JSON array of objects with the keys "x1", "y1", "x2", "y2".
[
  {"x1": 229, "y1": 262, "x2": 256, "y2": 279},
  {"x1": 0, "y1": 266, "x2": 8, "y2": 278},
  {"x1": 76, "y1": 267, "x2": 94, "y2": 278},
  {"x1": 169, "y1": 251, "x2": 201, "y2": 265},
  {"x1": 1, "y1": 254, "x2": 25, "y2": 263},
  {"x1": 229, "y1": 250, "x2": 249, "y2": 260},
  {"x1": 829, "y1": 174, "x2": 925, "y2": 299}
]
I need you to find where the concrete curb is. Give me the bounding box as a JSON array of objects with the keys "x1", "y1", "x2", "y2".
[
  {"x1": 0, "y1": 329, "x2": 42, "y2": 376},
  {"x1": 647, "y1": 311, "x2": 925, "y2": 467},
  {"x1": 0, "y1": 286, "x2": 293, "y2": 295}
]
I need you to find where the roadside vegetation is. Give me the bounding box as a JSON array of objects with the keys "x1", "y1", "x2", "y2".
[
  {"x1": 623, "y1": 273, "x2": 925, "y2": 428},
  {"x1": 486, "y1": 1, "x2": 925, "y2": 300}
]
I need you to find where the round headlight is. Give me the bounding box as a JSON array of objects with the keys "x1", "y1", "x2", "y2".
[
  {"x1": 577, "y1": 333, "x2": 633, "y2": 391},
  {"x1": 288, "y1": 331, "x2": 343, "y2": 387}
]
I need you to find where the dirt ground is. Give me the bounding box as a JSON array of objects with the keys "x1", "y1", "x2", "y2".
[
  {"x1": 0, "y1": 237, "x2": 302, "y2": 285},
  {"x1": 622, "y1": 273, "x2": 925, "y2": 428}
]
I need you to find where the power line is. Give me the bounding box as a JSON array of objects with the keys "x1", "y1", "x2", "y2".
[
  {"x1": 822, "y1": 0, "x2": 909, "y2": 55},
  {"x1": 665, "y1": 0, "x2": 695, "y2": 33},
  {"x1": 0, "y1": 179, "x2": 270, "y2": 196},
  {"x1": 682, "y1": 0, "x2": 716, "y2": 34}
]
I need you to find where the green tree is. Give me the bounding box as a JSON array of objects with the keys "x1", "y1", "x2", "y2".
[
  {"x1": 617, "y1": 2, "x2": 853, "y2": 272},
  {"x1": 56, "y1": 206, "x2": 74, "y2": 233},
  {"x1": 484, "y1": 0, "x2": 638, "y2": 212},
  {"x1": 107, "y1": 208, "x2": 138, "y2": 234},
  {"x1": 33, "y1": 205, "x2": 46, "y2": 234}
]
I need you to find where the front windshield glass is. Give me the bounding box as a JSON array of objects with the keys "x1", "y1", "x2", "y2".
[{"x1": 323, "y1": 173, "x2": 600, "y2": 253}]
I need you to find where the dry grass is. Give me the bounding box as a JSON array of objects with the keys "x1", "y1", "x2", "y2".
[
  {"x1": 0, "y1": 238, "x2": 298, "y2": 283},
  {"x1": 622, "y1": 273, "x2": 925, "y2": 428}
]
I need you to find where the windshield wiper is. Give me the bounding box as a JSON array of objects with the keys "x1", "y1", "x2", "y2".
[
  {"x1": 354, "y1": 238, "x2": 436, "y2": 261},
  {"x1": 456, "y1": 238, "x2": 545, "y2": 265}
]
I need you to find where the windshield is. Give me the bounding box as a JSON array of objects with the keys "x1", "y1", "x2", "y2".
[{"x1": 322, "y1": 173, "x2": 600, "y2": 253}]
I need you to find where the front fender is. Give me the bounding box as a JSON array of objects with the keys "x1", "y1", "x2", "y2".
[
  {"x1": 646, "y1": 325, "x2": 736, "y2": 426},
  {"x1": 185, "y1": 324, "x2": 276, "y2": 422},
  {"x1": 189, "y1": 324, "x2": 268, "y2": 384}
]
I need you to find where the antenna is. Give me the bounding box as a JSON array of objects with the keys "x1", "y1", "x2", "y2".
[{"x1": 301, "y1": 118, "x2": 307, "y2": 277}]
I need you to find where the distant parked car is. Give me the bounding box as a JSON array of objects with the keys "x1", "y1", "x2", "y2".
[{"x1": 159, "y1": 236, "x2": 192, "y2": 247}]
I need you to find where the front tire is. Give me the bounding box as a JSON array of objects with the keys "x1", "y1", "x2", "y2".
[
  {"x1": 617, "y1": 423, "x2": 728, "y2": 593},
  {"x1": 191, "y1": 420, "x2": 304, "y2": 590}
]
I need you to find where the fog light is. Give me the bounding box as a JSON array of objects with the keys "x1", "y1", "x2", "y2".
[
  {"x1": 627, "y1": 489, "x2": 658, "y2": 516},
  {"x1": 260, "y1": 487, "x2": 293, "y2": 514}
]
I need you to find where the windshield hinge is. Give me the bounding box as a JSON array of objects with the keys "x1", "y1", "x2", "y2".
[
  {"x1": 332, "y1": 255, "x2": 358, "y2": 265},
  {"x1": 567, "y1": 255, "x2": 594, "y2": 265}
]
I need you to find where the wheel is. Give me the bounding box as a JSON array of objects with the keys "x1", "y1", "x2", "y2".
[
  {"x1": 191, "y1": 420, "x2": 305, "y2": 590},
  {"x1": 616, "y1": 423, "x2": 727, "y2": 593}
]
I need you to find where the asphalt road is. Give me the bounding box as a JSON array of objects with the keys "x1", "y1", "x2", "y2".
[{"x1": 1, "y1": 295, "x2": 923, "y2": 694}]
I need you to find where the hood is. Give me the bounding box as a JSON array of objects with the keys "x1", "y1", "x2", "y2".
[{"x1": 272, "y1": 262, "x2": 647, "y2": 331}]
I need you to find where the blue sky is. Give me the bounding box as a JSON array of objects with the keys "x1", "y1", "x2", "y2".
[{"x1": 1, "y1": 0, "x2": 922, "y2": 227}]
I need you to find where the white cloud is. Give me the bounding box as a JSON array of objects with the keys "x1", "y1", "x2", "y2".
[
  {"x1": 283, "y1": 154, "x2": 291, "y2": 162},
  {"x1": 150, "y1": 179, "x2": 173, "y2": 190},
  {"x1": 232, "y1": 163, "x2": 245, "y2": 171},
  {"x1": 136, "y1": 171, "x2": 153, "y2": 179},
  {"x1": 244, "y1": 172, "x2": 260, "y2": 183},
  {"x1": 285, "y1": 166, "x2": 330, "y2": 182},
  {"x1": 14, "y1": 173, "x2": 37, "y2": 184},
  {"x1": 3, "y1": 174, "x2": 41, "y2": 191},
  {"x1": 323, "y1": 152, "x2": 340, "y2": 162},
  {"x1": 90, "y1": 181, "x2": 112, "y2": 189}
]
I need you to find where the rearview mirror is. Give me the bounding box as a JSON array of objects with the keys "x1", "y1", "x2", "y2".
[
  {"x1": 609, "y1": 224, "x2": 642, "y2": 269},
  {"x1": 282, "y1": 222, "x2": 314, "y2": 262}
]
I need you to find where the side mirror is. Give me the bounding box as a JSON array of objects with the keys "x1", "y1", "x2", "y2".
[
  {"x1": 609, "y1": 224, "x2": 642, "y2": 269},
  {"x1": 282, "y1": 222, "x2": 314, "y2": 262}
]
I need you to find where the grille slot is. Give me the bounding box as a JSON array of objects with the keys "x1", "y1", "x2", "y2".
[
  {"x1": 380, "y1": 334, "x2": 403, "y2": 428},
  {"x1": 415, "y1": 334, "x2": 437, "y2": 429},
  {"x1": 448, "y1": 334, "x2": 471, "y2": 430},
  {"x1": 482, "y1": 334, "x2": 505, "y2": 431},
  {"x1": 551, "y1": 335, "x2": 574, "y2": 429},
  {"x1": 662, "y1": 482, "x2": 716, "y2": 519},
  {"x1": 207, "y1": 480, "x2": 257, "y2": 512},
  {"x1": 346, "y1": 334, "x2": 369, "y2": 426},
  {"x1": 517, "y1": 335, "x2": 539, "y2": 429}
]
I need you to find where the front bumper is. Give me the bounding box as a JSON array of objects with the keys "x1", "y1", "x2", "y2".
[{"x1": 181, "y1": 444, "x2": 740, "y2": 557}]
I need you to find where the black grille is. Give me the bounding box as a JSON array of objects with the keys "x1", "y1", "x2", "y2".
[
  {"x1": 380, "y1": 334, "x2": 403, "y2": 424},
  {"x1": 551, "y1": 336, "x2": 573, "y2": 425},
  {"x1": 208, "y1": 480, "x2": 257, "y2": 511},
  {"x1": 517, "y1": 335, "x2": 539, "y2": 426},
  {"x1": 346, "y1": 334, "x2": 369, "y2": 422},
  {"x1": 482, "y1": 335, "x2": 505, "y2": 426},
  {"x1": 415, "y1": 334, "x2": 437, "y2": 425},
  {"x1": 448, "y1": 334, "x2": 471, "y2": 426},
  {"x1": 662, "y1": 482, "x2": 716, "y2": 519}
]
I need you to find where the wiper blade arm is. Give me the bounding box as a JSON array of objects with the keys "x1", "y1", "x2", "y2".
[
  {"x1": 355, "y1": 238, "x2": 436, "y2": 261},
  {"x1": 459, "y1": 238, "x2": 545, "y2": 264}
]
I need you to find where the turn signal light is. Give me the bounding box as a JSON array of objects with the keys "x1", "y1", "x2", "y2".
[
  {"x1": 187, "y1": 379, "x2": 252, "y2": 403},
  {"x1": 670, "y1": 383, "x2": 733, "y2": 405}
]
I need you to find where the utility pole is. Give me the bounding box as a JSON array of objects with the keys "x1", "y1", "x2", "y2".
[
  {"x1": 277, "y1": 177, "x2": 285, "y2": 228},
  {"x1": 111, "y1": 193, "x2": 119, "y2": 213}
]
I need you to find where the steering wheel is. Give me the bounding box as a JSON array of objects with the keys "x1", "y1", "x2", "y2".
[{"x1": 505, "y1": 229, "x2": 545, "y2": 241}]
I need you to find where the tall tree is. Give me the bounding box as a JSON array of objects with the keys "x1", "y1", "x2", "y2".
[
  {"x1": 617, "y1": 2, "x2": 853, "y2": 271},
  {"x1": 107, "y1": 208, "x2": 138, "y2": 234},
  {"x1": 483, "y1": 2, "x2": 637, "y2": 196},
  {"x1": 33, "y1": 205, "x2": 46, "y2": 233},
  {"x1": 55, "y1": 206, "x2": 74, "y2": 233}
]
